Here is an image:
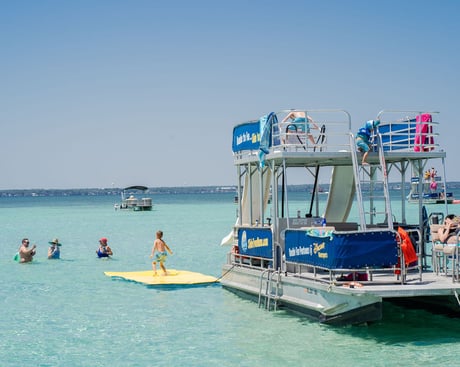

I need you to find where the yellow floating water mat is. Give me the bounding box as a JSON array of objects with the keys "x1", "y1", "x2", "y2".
[{"x1": 104, "y1": 269, "x2": 219, "y2": 286}]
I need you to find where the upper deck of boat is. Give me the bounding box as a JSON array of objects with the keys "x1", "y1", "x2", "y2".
[
  {"x1": 235, "y1": 148, "x2": 446, "y2": 168},
  {"x1": 232, "y1": 109, "x2": 443, "y2": 169}
]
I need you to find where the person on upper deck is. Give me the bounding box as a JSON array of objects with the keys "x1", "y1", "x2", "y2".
[
  {"x1": 356, "y1": 119, "x2": 379, "y2": 165},
  {"x1": 438, "y1": 214, "x2": 460, "y2": 244},
  {"x1": 281, "y1": 111, "x2": 318, "y2": 146}
]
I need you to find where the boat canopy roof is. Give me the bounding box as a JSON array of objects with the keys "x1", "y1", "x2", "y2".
[{"x1": 123, "y1": 185, "x2": 148, "y2": 191}]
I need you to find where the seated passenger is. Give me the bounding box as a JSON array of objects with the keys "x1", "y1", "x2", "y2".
[
  {"x1": 281, "y1": 111, "x2": 318, "y2": 145},
  {"x1": 437, "y1": 214, "x2": 459, "y2": 244}
]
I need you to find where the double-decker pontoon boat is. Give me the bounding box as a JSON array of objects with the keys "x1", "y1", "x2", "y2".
[{"x1": 220, "y1": 109, "x2": 459, "y2": 325}]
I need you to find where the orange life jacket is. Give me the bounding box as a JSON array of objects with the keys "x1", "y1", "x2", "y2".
[{"x1": 398, "y1": 226, "x2": 418, "y2": 266}]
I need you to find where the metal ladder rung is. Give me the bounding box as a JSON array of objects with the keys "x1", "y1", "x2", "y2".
[
  {"x1": 258, "y1": 269, "x2": 281, "y2": 311},
  {"x1": 350, "y1": 132, "x2": 393, "y2": 229}
]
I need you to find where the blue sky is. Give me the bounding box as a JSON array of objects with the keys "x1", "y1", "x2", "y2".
[{"x1": 1, "y1": 0, "x2": 459, "y2": 189}]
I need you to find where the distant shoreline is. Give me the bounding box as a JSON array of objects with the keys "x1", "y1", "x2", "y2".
[
  {"x1": 0, "y1": 186, "x2": 236, "y2": 198},
  {"x1": 1, "y1": 182, "x2": 460, "y2": 198}
]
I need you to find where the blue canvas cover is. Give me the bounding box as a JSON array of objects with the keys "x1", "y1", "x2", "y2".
[
  {"x1": 232, "y1": 120, "x2": 260, "y2": 152},
  {"x1": 238, "y1": 227, "x2": 273, "y2": 258},
  {"x1": 285, "y1": 229, "x2": 398, "y2": 269}
]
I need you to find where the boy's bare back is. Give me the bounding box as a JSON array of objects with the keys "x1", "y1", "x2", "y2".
[
  {"x1": 152, "y1": 230, "x2": 172, "y2": 255},
  {"x1": 154, "y1": 238, "x2": 166, "y2": 252}
]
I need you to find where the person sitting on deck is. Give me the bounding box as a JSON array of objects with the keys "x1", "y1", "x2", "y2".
[
  {"x1": 437, "y1": 214, "x2": 460, "y2": 244},
  {"x1": 281, "y1": 111, "x2": 318, "y2": 146},
  {"x1": 356, "y1": 119, "x2": 379, "y2": 165}
]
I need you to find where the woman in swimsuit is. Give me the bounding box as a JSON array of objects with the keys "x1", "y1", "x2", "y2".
[{"x1": 438, "y1": 214, "x2": 459, "y2": 244}]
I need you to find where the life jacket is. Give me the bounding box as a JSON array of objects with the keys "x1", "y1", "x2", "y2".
[
  {"x1": 356, "y1": 126, "x2": 371, "y2": 141},
  {"x1": 395, "y1": 227, "x2": 418, "y2": 274}
]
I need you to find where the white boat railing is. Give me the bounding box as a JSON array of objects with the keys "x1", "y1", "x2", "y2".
[
  {"x1": 271, "y1": 109, "x2": 352, "y2": 153},
  {"x1": 376, "y1": 110, "x2": 440, "y2": 152}
]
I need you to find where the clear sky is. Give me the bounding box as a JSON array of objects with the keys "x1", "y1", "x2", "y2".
[{"x1": 1, "y1": 0, "x2": 459, "y2": 189}]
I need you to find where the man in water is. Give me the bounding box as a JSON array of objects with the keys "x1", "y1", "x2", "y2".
[
  {"x1": 19, "y1": 238, "x2": 37, "y2": 263},
  {"x1": 150, "y1": 230, "x2": 173, "y2": 275}
]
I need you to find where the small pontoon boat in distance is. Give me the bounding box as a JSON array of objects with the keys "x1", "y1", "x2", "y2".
[
  {"x1": 220, "y1": 109, "x2": 460, "y2": 325},
  {"x1": 116, "y1": 185, "x2": 152, "y2": 211},
  {"x1": 408, "y1": 175, "x2": 454, "y2": 204}
]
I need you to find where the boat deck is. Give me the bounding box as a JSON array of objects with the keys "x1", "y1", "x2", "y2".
[
  {"x1": 236, "y1": 147, "x2": 447, "y2": 168},
  {"x1": 299, "y1": 270, "x2": 460, "y2": 298}
]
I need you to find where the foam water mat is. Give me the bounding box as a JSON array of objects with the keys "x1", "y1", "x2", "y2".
[{"x1": 104, "y1": 269, "x2": 219, "y2": 286}]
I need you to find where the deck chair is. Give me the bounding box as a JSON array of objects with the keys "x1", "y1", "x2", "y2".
[
  {"x1": 431, "y1": 219, "x2": 460, "y2": 280},
  {"x1": 284, "y1": 123, "x2": 306, "y2": 147},
  {"x1": 430, "y1": 224, "x2": 444, "y2": 274},
  {"x1": 429, "y1": 212, "x2": 445, "y2": 274},
  {"x1": 442, "y1": 233, "x2": 460, "y2": 282}
]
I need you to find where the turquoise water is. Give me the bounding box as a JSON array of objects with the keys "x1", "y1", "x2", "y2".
[{"x1": 2, "y1": 192, "x2": 460, "y2": 367}]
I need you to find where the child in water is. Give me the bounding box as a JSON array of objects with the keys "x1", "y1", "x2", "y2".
[
  {"x1": 150, "y1": 230, "x2": 173, "y2": 275},
  {"x1": 96, "y1": 237, "x2": 113, "y2": 258}
]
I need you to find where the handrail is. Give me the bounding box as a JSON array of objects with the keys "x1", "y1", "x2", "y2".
[
  {"x1": 375, "y1": 110, "x2": 440, "y2": 152},
  {"x1": 376, "y1": 132, "x2": 393, "y2": 229},
  {"x1": 349, "y1": 132, "x2": 366, "y2": 229},
  {"x1": 272, "y1": 109, "x2": 352, "y2": 153}
]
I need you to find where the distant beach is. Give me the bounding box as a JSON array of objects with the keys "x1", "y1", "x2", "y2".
[{"x1": 2, "y1": 182, "x2": 460, "y2": 197}]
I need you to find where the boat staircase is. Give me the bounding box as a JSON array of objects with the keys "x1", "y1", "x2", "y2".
[
  {"x1": 350, "y1": 132, "x2": 393, "y2": 230},
  {"x1": 258, "y1": 269, "x2": 281, "y2": 311}
]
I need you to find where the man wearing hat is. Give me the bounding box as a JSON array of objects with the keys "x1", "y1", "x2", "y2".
[
  {"x1": 356, "y1": 119, "x2": 380, "y2": 165},
  {"x1": 48, "y1": 238, "x2": 62, "y2": 259}
]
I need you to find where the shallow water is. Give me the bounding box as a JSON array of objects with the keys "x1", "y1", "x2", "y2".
[{"x1": 1, "y1": 192, "x2": 460, "y2": 366}]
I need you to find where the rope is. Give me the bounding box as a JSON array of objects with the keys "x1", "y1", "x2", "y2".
[{"x1": 214, "y1": 263, "x2": 236, "y2": 283}]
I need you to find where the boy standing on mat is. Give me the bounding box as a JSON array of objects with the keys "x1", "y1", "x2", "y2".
[{"x1": 150, "y1": 230, "x2": 173, "y2": 275}]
